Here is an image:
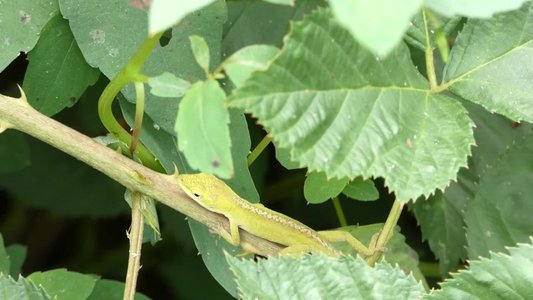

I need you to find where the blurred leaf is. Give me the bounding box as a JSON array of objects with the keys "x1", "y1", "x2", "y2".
[
  {"x1": 0, "y1": 274, "x2": 50, "y2": 300},
  {"x1": 0, "y1": 0, "x2": 58, "y2": 71},
  {"x1": 465, "y1": 129, "x2": 533, "y2": 258},
  {"x1": 410, "y1": 188, "x2": 467, "y2": 277},
  {"x1": 227, "y1": 253, "x2": 425, "y2": 300},
  {"x1": 176, "y1": 80, "x2": 233, "y2": 178},
  {"x1": 87, "y1": 279, "x2": 150, "y2": 300},
  {"x1": 148, "y1": 72, "x2": 191, "y2": 98},
  {"x1": 342, "y1": 177, "x2": 379, "y2": 201},
  {"x1": 223, "y1": 45, "x2": 279, "y2": 87},
  {"x1": 223, "y1": 1, "x2": 319, "y2": 57},
  {"x1": 263, "y1": 0, "x2": 294, "y2": 6},
  {"x1": 303, "y1": 172, "x2": 348, "y2": 204},
  {"x1": 6, "y1": 245, "x2": 26, "y2": 277},
  {"x1": 229, "y1": 8, "x2": 474, "y2": 202},
  {"x1": 329, "y1": 0, "x2": 422, "y2": 57},
  {"x1": 189, "y1": 35, "x2": 211, "y2": 74},
  {"x1": 444, "y1": 2, "x2": 533, "y2": 122},
  {"x1": 424, "y1": 0, "x2": 528, "y2": 18},
  {"x1": 28, "y1": 269, "x2": 97, "y2": 300},
  {"x1": 0, "y1": 131, "x2": 30, "y2": 174},
  {"x1": 425, "y1": 240, "x2": 533, "y2": 299},
  {"x1": 0, "y1": 139, "x2": 127, "y2": 217},
  {"x1": 412, "y1": 100, "x2": 533, "y2": 275},
  {"x1": 148, "y1": 0, "x2": 216, "y2": 35},
  {"x1": 23, "y1": 14, "x2": 99, "y2": 116},
  {"x1": 404, "y1": 13, "x2": 462, "y2": 52}
]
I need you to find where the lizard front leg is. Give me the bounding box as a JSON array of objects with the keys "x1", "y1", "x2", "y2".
[{"x1": 217, "y1": 219, "x2": 242, "y2": 247}]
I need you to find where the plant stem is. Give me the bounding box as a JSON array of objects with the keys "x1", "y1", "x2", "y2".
[
  {"x1": 130, "y1": 82, "x2": 145, "y2": 153},
  {"x1": 365, "y1": 200, "x2": 403, "y2": 266},
  {"x1": 124, "y1": 192, "x2": 144, "y2": 300},
  {"x1": 331, "y1": 197, "x2": 348, "y2": 227},
  {"x1": 247, "y1": 135, "x2": 271, "y2": 166},
  {"x1": 98, "y1": 32, "x2": 163, "y2": 171},
  {"x1": 422, "y1": 9, "x2": 438, "y2": 90},
  {"x1": 0, "y1": 93, "x2": 284, "y2": 257}
]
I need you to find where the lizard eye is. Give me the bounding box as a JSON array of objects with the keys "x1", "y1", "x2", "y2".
[{"x1": 192, "y1": 192, "x2": 201, "y2": 199}]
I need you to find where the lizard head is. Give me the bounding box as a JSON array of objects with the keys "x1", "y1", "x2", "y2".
[{"x1": 177, "y1": 173, "x2": 238, "y2": 212}]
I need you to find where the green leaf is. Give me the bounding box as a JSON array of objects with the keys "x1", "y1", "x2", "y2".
[
  {"x1": 410, "y1": 188, "x2": 468, "y2": 277},
  {"x1": 465, "y1": 128, "x2": 533, "y2": 259},
  {"x1": 424, "y1": 0, "x2": 528, "y2": 18},
  {"x1": 229, "y1": 8, "x2": 475, "y2": 201},
  {"x1": 148, "y1": 72, "x2": 191, "y2": 98},
  {"x1": 27, "y1": 269, "x2": 97, "y2": 300},
  {"x1": 0, "y1": 131, "x2": 30, "y2": 174},
  {"x1": 176, "y1": 80, "x2": 233, "y2": 178},
  {"x1": 303, "y1": 172, "x2": 348, "y2": 204},
  {"x1": 87, "y1": 279, "x2": 150, "y2": 300},
  {"x1": 226, "y1": 254, "x2": 425, "y2": 300},
  {"x1": 23, "y1": 14, "x2": 99, "y2": 116},
  {"x1": 6, "y1": 245, "x2": 27, "y2": 277},
  {"x1": 0, "y1": 235, "x2": 9, "y2": 275},
  {"x1": 0, "y1": 0, "x2": 58, "y2": 71},
  {"x1": 342, "y1": 177, "x2": 379, "y2": 201},
  {"x1": 0, "y1": 274, "x2": 50, "y2": 300},
  {"x1": 425, "y1": 240, "x2": 533, "y2": 299},
  {"x1": 60, "y1": 0, "x2": 147, "y2": 78},
  {"x1": 329, "y1": 0, "x2": 422, "y2": 57},
  {"x1": 148, "y1": 0, "x2": 216, "y2": 35},
  {"x1": 444, "y1": 2, "x2": 533, "y2": 122},
  {"x1": 223, "y1": 45, "x2": 279, "y2": 87},
  {"x1": 275, "y1": 147, "x2": 301, "y2": 169},
  {"x1": 190, "y1": 35, "x2": 211, "y2": 74},
  {"x1": 189, "y1": 220, "x2": 249, "y2": 298}
]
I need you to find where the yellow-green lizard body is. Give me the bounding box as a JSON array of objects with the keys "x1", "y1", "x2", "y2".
[{"x1": 177, "y1": 173, "x2": 341, "y2": 257}]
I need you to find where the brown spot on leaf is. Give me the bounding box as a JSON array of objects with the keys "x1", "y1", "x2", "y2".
[
  {"x1": 406, "y1": 138, "x2": 413, "y2": 148},
  {"x1": 212, "y1": 159, "x2": 220, "y2": 168}
]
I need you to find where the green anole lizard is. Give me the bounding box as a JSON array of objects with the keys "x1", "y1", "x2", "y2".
[{"x1": 177, "y1": 173, "x2": 376, "y2": 257}]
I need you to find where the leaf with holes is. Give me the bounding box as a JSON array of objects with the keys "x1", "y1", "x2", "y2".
[{"x1": 229, "y1": 8, "x2": 474, "y2": 201}]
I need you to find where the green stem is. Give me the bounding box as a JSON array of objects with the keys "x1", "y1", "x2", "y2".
[
  {"x1": 331, "y1": 197, "x2": 348, "y2": 227},
  {"x1": 123, "y1": 192, "x2": 144, "y2": 300},
  {"x1": 422, "y1": 9, "x2": 438, "y2": 90},
  {"x1": 366, "y1": 200, "x2": 403, "y2": 266},
  {"x1": 130, "y1": 82, "x2": 145, "y2": 154},
  {"x1": 98, "y1": 32, "x2": 164, "y2": 171},
  {"x1": 247, "y1": 135, "x2": 271, "y2": 166}
]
